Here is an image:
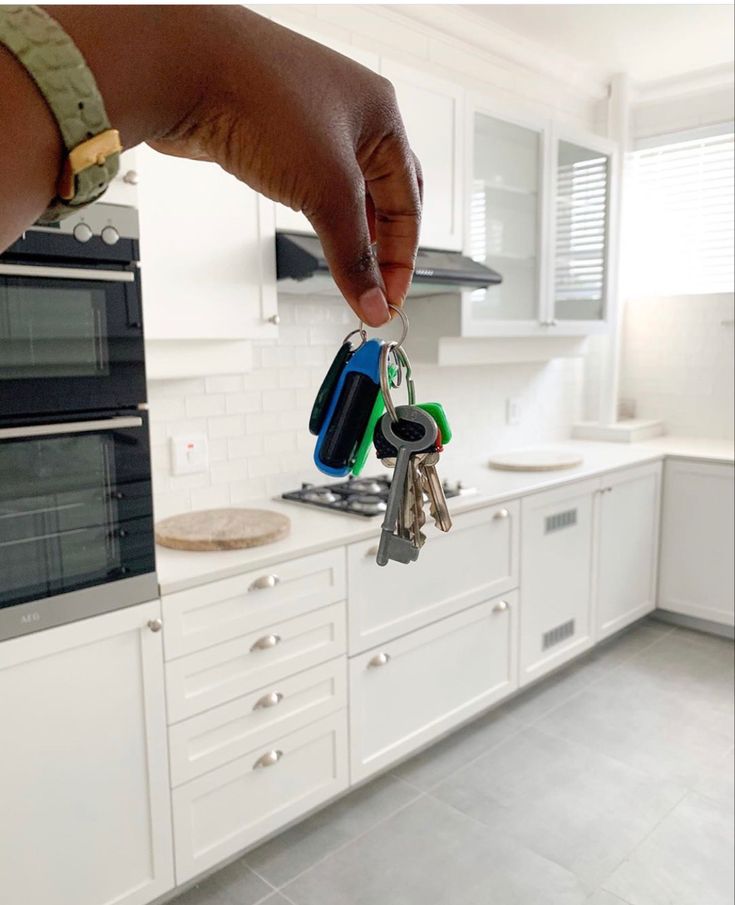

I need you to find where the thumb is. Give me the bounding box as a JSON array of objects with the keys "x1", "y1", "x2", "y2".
[{"x1": 307, "y1": 178, "x2": 391, "y2": 328}]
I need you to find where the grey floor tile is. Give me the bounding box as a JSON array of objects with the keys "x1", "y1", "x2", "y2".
[
  {"x1": 245, "y1": 773, "x2": 420, "y2": 887},
  {"x1": 432, "y1": 726, "x2": 687, "y2": 892},
  {"x1": 603, "y1": 792, "x2": 735, "y2": 905},
  {"x1": 169, "y1": 858, "x2": 273, "y2": 905},
  {"x1": 587, "y1": 892, "x2": 634, "y2": 905},
  {"x1": 391, "y1": 704, "x2": 522, "y2": 790},
  {"x1": 284, "y1": 795, "x2": 588, "y2": 905},
  {"x1": 585, "y1": 620, "x2": 673, "y2": 670},
  {"x1": 499, "y1": 657, "x2": 607, "y2": 727},
  {"x1": 694, "y1": 746, "x2": 734, "y2": 805},
  {"x1": 258, "y1": 897, "x2": 293, "y2": 905}
]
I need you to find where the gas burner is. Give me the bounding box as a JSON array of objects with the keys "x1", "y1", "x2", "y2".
[
  {"x1": 347, "y1": 495, "x2": 387, "y2": 516},
  {"x1": 302, "y1": 489, "x2": 338, "y2": 505},
  {"x1": 348, "y1": 479, "x2": 386, "y2": 495}
]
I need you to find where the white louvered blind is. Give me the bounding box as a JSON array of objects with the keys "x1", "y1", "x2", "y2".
[
  {"x1": 625, "y1": 129, "x2": 734, "y2": 296},
  {"x1": 554, "y1": 142, "x2": 610, "y2": 320}
]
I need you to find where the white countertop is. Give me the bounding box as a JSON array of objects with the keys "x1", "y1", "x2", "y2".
[{"x1": 155, "y1": 436, "x2": 734, "y2": 595}]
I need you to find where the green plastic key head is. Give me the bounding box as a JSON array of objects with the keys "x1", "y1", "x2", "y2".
[{"x1": 418, "y1": 402, "x2": 452, "y2": 445}]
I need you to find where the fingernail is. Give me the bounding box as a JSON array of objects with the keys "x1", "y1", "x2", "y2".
[{"x1": 359, "y1": 287, "x2": 390, "y2": 326}]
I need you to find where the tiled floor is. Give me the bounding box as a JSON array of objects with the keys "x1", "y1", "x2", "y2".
[{"x1": 170, "y1": 619, "x2": 734, "y2": 905}]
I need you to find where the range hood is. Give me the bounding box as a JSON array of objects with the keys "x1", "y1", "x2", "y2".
[{"x1": 275, "y1": 231, "x2": 502, "y2": 298}]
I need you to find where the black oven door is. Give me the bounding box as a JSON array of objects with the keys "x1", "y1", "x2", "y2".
[
  {"x1": 0, "y1": 263, "x2": 146, "y2": 418},
  {"x1": 0, "y1": 412, "x2": 156, "y2": 640}
]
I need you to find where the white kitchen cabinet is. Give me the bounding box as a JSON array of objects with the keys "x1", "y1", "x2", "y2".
[
  {"x1": 347, "y1": 502, "x2": 518, "y2": 653},
  {"x1": 349, "y1": 592, "x2": 519, "y2": 783},
  {"x1": 520, "y1": 478, "x2": 598, "y2": 684},
  {"x1": 104, "y1": 148, "x2": 139, "y2": 208},
  {"x1": 0, "y1": 602, "x2": 174, "y2": 905},
  {"x1": 135, "y1": 143, "x2": 277, "y2": 341},
  {"x1": 594, "y1": 462, "x2": 662, "y2": 640},
  {"x1": 659, "y1": 460, "x2": 735, "y2": 627},
  {"x1": 172, "y1": 711, "x2": 349, "y2": 883},
  {"x1": 381, "y1": 59, "x2": 464, "y2": 251}
]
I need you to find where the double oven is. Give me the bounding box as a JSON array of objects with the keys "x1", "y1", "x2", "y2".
[{"x1": 0, "y1": 204, "x2": 157, "y2": 641}]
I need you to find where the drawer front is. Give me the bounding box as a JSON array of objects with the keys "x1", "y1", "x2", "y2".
[
  {"x1": 169, "y1": 657, "x2": 347, "y2": 786},
  {"x1": 163, "y1": 548, "x2": 346, "y2": 659},
  {"x1": 172, "y1": 711, "x2": 349, "y2": 884},
  {"x1": 349, "y1": 591, "x2": 518, "y2": 784},
  {"x1": 347, "y1": 503, "x2": 519, "y2": 654},
  {"x1": 166, "y1": 602, "x2": 346, "y2": 723}
]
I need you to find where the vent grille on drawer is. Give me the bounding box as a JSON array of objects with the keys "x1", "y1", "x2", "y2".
[
  {"x1": 545, "y1": 509, "x2": 577, "y2": 534},
  {"x1": 542, "y1": 619, "x2": 575, "y2": 651}
]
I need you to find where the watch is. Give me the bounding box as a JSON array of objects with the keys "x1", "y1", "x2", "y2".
[{"x1": 0, "y1": 5, "x2": 122, "y2": 223}]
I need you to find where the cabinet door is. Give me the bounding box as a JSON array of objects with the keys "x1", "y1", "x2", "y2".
[
  {"x1": 659, "y1": 460, "x2": 735, "y2": 627},
  {"x1": 381, "y1": 60, "x2": 464, "y2": 251},
  {"x1": 349, "y1": 593, "x2": 518, "y2": 783},
  {"x1": 520, "y1": 479, "x2": 598, "y2": 684},
  {"x1": 549, "y1": 128, "x2": 617, "y2": 331},
  {"x1": 136, "y1": 144, "x2": 277, "y2": 340},
  {"x1": 0, "y1": 602, "x2": 174, "y2": 905},
  {"x1": 595, "y1": 463, "x2": 662, "y2": 640},
  {"x1": 463, "y1": 102, "x2": 548, "y2": 336}
]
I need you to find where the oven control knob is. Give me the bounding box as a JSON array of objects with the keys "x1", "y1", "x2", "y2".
[
  {"x1": 101, "y1": 226, "x2": 120, "y2": 246},
  {"x1": 73, "y1": 222, "x2": 93, "y2": 243}
]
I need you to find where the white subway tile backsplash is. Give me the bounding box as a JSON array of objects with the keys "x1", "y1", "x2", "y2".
[
  {"x1": 204, "y1": 375, "x2": 243, "y2": 395},
  {"x1": 225, "y1": 392, "x2": 262, "y2": 414},
  {"x1": 262, "y1": 389, "x2": 297, "y2": 412},
  {"x1": 185, "y1": 394, "x2": 226, "y2": 418},
  {"x1": 208, "y1": 414, "x2": 245, "y2": 438}
]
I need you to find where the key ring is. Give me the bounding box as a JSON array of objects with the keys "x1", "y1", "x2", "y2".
[
  {"x1": 341, "y1": 327, "x2": 368, "y2": 350},
  {"x1": 380, "y1": 341, "x2": 415, "y2": 423},
  {"x1": 359, "y1": 304, "x2": 409, "y2": 348}
]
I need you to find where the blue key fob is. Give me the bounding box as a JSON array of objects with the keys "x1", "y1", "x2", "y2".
[{"x1": 314, "y1": 339, "x2": 383, "y2": 477}]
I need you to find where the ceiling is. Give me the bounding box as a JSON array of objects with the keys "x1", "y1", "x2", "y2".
[{"x1": 463, "y1": 4, "x2": 735, "y2": 84}]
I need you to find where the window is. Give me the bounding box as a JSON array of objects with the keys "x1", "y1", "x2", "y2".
[{"x1": 624, "y1": 126, "x2": 734, "y2": 296}]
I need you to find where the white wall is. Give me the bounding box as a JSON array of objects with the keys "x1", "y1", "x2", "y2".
[
  {"x1": 147, "y1": 3, "x2": 600, "y2": 519},
  {"x1": 619, "y1": 293, "x2": 734, "y2": 440}
]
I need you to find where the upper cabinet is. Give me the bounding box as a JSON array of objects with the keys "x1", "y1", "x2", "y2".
[
  {"x1": 550, "y1": 129, "x2": 617, "y2": 329},
  {"x1": 381, "y1": 60, "x2": 464, "y2": 251}
]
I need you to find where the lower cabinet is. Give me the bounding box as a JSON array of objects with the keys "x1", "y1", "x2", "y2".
[
  {"x1": 172, "y1": 711, "x2": 349, "y2": 883},
  {"x1": 595, "y1": 462, "x2": 661, "y2": 639},
  {"x1": 0, "y1": 602, "x2": 174, "y2": 905},
  {"x1": 659, "y1": 459, "x2": 735, "y2": 627},
  {"x1": 349, "y1": 591, "x2": 519, "y2": 784},
  {"x1": 519, "y1": 479, "x2": 598, "y2": 685}
]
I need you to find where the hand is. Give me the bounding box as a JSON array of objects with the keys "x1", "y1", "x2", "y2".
[{"x1": 148, "y1": 9, "x2": 422, "y2": 327}]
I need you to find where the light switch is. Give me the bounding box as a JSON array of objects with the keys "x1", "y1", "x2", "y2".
[
  {"x1": 170, "y1": 433, "x2": 209, "y2": 475},
  {"x1": 506, "y1": 398, "x2": 522, "y2": 426}
]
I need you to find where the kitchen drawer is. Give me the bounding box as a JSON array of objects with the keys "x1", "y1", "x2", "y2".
[
  {"x1": 172, "y1": 711, "x2": 349, "y2": 884},
  {"x1": 349, "y1": 591, "x2": 518, "y2": 783},
  {"x1": 166, "y1": 602, "x2": 346, "y2": 723},
  {"x1": 347, "y1": 503, "x2": 519, "y2": 653},
  {"x1": 162, "y1": 548, "x2": 346, "y2": 660},
  {"x1": 169, "y1": 657, "x2": 347, "y2": 786}
]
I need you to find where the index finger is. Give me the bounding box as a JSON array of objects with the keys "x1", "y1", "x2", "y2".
[{"x1": 362, "y1": 132, "x2": 422, "y2": 309}]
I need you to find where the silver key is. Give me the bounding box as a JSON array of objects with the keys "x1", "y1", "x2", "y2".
[
  {"x1": 376, "y1": 406, "x2": 438, "y2": 566},
  {"x1": 418, "y1": 452, "x2": 453, "y2": 533}
]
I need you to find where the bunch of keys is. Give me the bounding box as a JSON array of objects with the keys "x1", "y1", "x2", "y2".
[{"x1": 309, "y1": 305, "x2": 453, "y2": 566}]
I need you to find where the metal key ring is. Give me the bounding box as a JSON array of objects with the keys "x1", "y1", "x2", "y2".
[
  {"x1": 342, "y1": 327, "x2": 368, "y2": 350},
  {"x1": 380, "y1": 341, "x2": 416, "y2": 423},
  {"x1": 359, "y1": 304, "x2": 409, "y2": 347}
]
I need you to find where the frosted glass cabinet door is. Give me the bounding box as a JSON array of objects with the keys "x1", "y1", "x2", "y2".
[
  {"x1": 552, "y1": 134, "x2": 614, "y2": 324},
  {"x1": 467, "y1": 109, "x2": 545, "y2": 326}
]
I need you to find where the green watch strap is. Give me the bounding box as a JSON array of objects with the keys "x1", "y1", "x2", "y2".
[{"x1": 0, "y1": 5, "x2": 120, "y2": 222}]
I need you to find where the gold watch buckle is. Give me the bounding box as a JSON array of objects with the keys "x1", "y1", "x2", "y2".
[{"x1": 58, "y1": 129, "x2": 123, "y2": 201}]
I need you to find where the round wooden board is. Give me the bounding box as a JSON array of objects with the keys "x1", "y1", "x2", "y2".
[
  {"x1": 488, "y1": 449, "x2": 584, "y2": 472},
  {"x1": 155, "y1": 508, "x2": 291, "y2": 552}
]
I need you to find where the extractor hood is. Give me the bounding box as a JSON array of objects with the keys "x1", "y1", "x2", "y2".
[{"x1": 275, "y1": 231, "x2": 502, "y2": 297}]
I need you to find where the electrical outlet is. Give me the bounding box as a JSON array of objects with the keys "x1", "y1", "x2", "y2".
[
  {"x1": 506, "y1": 398, "x2": 522, "y2": 426},
  {"x1": 170, "y1": 433, "x2": 209, "y2": 475}
]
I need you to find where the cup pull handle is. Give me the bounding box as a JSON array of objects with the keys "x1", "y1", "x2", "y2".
[
  {"x1": 368, "y1": 652, "x2": 391, "y2": 669},
  {"x1": 253, "y1": 691, "x2": 284, "y2": 710},
  {"x1": 253, "y1": 750, "x2": 283, "y2": 770},
  {"x1": 493, "y1": 600, "x2": 510, "y2": 613},
  {"x1": 250, "y1": 634, "x2": 282, "y2": 653},
  {"x1": 493, "y1": 508, "x2": 510, "y2": 520},
  {"x1": 249, "y1": 574, "x2": 281, "y2": 592}
]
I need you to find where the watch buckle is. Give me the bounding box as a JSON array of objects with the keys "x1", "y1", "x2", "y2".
[{"x1": 58, "y1": 129, "x2": 123, "y2": 201}]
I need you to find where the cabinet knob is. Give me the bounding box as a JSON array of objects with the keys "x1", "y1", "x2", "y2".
[
  {"x1": 368, "y1": 652, "x2": 391, "y2": 669},
  {"x1": 147, "y1": 618, "x2": 163, "y2": 633},
  {"x1": 253, "y1": 691, "x2": 284, "y2": 710},
  {"x1": 267, "y1": 314, "x2": 281, "y2": 325},
  {"x1": 493, "y1": 508, "x2": 510, "y2": 520},
  {"x1": 250, "y1": 634, "x2": 281, "y2": 653},
  {"x1": 253, "y1": 750, "x2": 283, "y2": 770},
  {"x1": 366, "y1": 544, "x2": 380, "y2": 557},
  {"x1": 249, "y1": 574, "x2": 280, "y2": 592},
  {"x1": 122, "y1": 169, "x2": 139, "y2": 185},
  {"x1": 492, "y1": 600, "x2": 510, "y2": 613}
]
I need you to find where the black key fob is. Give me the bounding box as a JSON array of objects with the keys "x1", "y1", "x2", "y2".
[{"x1": 309, "y1": 342, "x2": 353, "y2": 435}]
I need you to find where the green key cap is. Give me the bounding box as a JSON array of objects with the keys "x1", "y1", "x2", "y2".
[{"x1": 419, "y1": 402, "x2": 452, "y2": 445}]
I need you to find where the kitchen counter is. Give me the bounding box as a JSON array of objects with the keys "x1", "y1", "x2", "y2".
[{"x1": 155, "y1": 436, "x2": 734, "y2": 595}]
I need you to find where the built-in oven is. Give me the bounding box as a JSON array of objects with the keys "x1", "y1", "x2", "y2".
[
  {"x1": 0, "y1": 204, "x2": 145, "y2": 418},
  {"x1": 0, "y1": 412, "x2": 157, "y2": 641}
]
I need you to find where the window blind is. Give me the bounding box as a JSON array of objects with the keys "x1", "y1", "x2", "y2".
[
  {"x1": 554, "y1": 149, "x2": 610, "y2": 312},
  {"x1": 625, "y1": 129, "x2": 734, "y2": 296}
]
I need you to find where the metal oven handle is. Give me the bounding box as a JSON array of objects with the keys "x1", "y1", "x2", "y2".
[
  {"x1": 0, "y1": 417, "x2": 143, "y2": 440},
  {"x1": 0, "y1": 264, "x2": 135, "y2": 283}
]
